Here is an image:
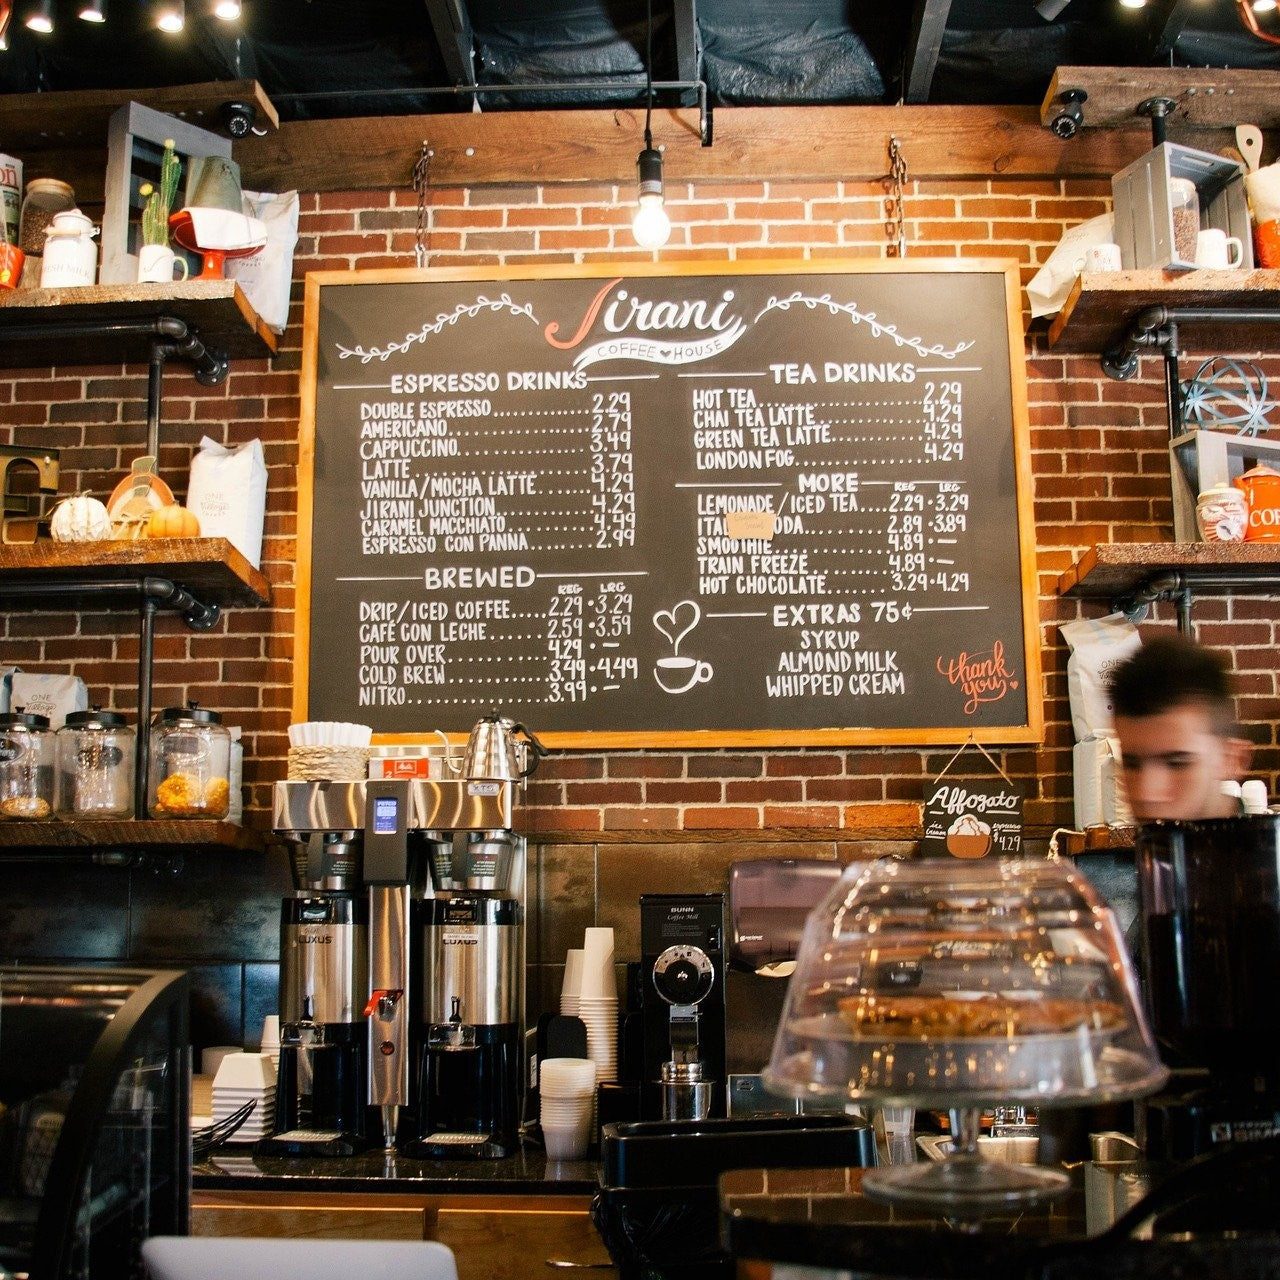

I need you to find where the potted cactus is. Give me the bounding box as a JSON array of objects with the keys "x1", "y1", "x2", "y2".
[{"x1": 138, "y1": 139, "x2": 181, "y2": 247}]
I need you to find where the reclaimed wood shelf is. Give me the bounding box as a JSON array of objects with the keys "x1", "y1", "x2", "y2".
[
  {"x1": 1045, "y1": 269, "x2": 1280, "y2": 354},
  {"x1": 1058, "y1": 542, "x2": 1280, "y2": 599},
  {"x1": 0, "y1": 280, "x2": 277, "y2": 366},
  {"x1": 0, "y1": 818, "x2": 274, "y2": 853},
  {"x1": 0, "y1": 538, "x2": 270, "y2": 610}
]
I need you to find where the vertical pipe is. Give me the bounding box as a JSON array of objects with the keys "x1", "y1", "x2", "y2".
[
  {"x1": 1162, "y1": 326, "x2": 1183, "y2": 444},
  {"x1": 1177, "y1": 586, "x2": 1193, "y2": 637},
  {"x1": 136, "y1": 596, "x2": 158, "y2": 819},
  {"x1": 146, "y1": 343, "x2": 167, "y2": 462}
]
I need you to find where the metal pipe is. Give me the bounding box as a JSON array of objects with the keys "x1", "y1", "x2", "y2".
[
  {"x1": 1115, "y1": 571, "x2": 1280, "y2": 625},
  {"x1": 1103, "y1": 306, "x2": 1280, "y2": 382},
  {"x1": 137, "y1": 595, "x2": 158, "y2": 819}
]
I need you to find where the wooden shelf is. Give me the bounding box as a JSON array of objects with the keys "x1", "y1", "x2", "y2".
[
  {"x1": 0, "y1": 538, "x2": 270, "y2": 609},
  {"x1": 1045, "y1": 269, "x2": 1280, "y2": 354},
  {"x1": 1058, "y1": 542, "x2": 1280, "y2": 599},
  {"x1": 0, "y1": 818, "x2": 275, "y2": 853},
  {"x1": 0, "y1": 280, "x2": 277, "y2": 366}
]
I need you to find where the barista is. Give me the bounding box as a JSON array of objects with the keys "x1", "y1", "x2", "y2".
[{"x1": 1106, "y1": 632, "x2": 1251, "y2": 822}]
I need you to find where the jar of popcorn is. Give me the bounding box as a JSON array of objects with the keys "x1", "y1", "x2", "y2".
[
  {"x1": 1195, "y1": 482, "x2": 1249, "y2": 543},
  {"x1": 0, "y1": 710, "x2": 56, "y2": 820},
  {"x1": 148, "y1": 702, "x2": 231, "y2": 819}
]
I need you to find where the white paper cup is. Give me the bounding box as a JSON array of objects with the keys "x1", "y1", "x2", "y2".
[
  {"x1": 560, "y1": 949, "x2": 584, "y2": 1012},
  {"x1": 543, "y1": 1117, "x2": 592, "y2": 1160}
]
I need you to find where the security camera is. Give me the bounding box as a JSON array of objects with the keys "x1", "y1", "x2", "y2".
[
  {"x1": 1049, "y1": 89, "x2": 1087, "y2": 140},
  {"x1": 221, "y1": 101, "x2": 257, "y2": 139}
]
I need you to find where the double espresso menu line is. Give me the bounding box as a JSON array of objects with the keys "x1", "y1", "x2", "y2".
[{"x1": 299, "y1": 261, "x2": 1041, "y2": 745}]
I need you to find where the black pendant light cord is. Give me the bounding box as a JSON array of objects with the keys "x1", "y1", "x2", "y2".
[{"x1": 644, "y1": 0, "x2": 654, "y2": 150}]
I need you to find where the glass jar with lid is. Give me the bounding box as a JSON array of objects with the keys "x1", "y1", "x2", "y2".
[
  {"x1": 19, "y1": 178, "x2": 76, "y2": 257},
  {"x1": 148, "y1": 703, "x2": 231, "y2": 819},
  {"x1": 0, "y1": 710, "x2": 57, "y2": 820},
  {"x1": 1169, "y1": 176, "x2": 1200, "y2": 265},
  {"x1": 57, "y1": 709, "x2": 135, "y2": 818}
]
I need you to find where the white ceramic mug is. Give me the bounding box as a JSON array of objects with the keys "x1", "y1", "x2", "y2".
[
  {"x1": 1194, "y1": 228, "x2": 1244, "y2": 270},
  {"x1": 1078, "y1": 242, "x2": 1122, "y2": 272},
  {"x1": 137, "y1": 243, "x2": 190, "y2": 284}
]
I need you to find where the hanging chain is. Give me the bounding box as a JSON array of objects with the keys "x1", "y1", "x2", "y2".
[
  {"x1": 884, "y1": 136, "x2": 908, "y2": 258},
  {"x1": 413, "y1": 141, "x2": 433, "y2": 269}
]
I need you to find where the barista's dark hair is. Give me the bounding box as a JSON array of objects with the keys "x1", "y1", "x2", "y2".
[{"x1": 1107, "y1": 632, "x2": 1238, "y2": 736}]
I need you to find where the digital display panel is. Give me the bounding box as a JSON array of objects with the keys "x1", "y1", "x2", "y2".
[{"x1": 373, "y1": 794, "x2": 399, "y2": 835}]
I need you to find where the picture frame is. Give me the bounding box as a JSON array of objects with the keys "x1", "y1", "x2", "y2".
[{"x1": 100, "y1": 100, "x2": 232, "y2": 286}]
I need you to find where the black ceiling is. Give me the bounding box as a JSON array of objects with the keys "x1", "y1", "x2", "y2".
[{"x1": 1, "y1": 0, "x2": 1278, "y2": 126}]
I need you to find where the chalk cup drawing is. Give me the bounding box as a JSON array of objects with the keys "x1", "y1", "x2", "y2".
[{"x1": 653, "y1": 599, "x2": 714, "y2": 694}]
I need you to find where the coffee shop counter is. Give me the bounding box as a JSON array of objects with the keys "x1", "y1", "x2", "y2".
[{"x1": 191, "y1": 1147, "x2": 611, "y2": 1278}]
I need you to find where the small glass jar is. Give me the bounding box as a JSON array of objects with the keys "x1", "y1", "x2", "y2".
[
  {"x1": 1169, "y1": 177, "x2": 1200, "y2": 265},
  {"x1": 19, "y1": 178, "x2": 76, "y2": 257},
  {"x1": 57, "y1": 709, "x2": 135, "y2": 818},
  {"x1": 0, "y1": 710, "x2": 57, "y2": 820},
  {"x1": 148, "y1": 703, "x2": 231, "y2": 820}
]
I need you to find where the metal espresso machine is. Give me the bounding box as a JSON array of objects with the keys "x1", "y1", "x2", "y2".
[{"x1": 265, "y1": 782, "x2": 373, "y2": 1156}]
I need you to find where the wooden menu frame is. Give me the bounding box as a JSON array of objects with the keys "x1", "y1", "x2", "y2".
[{"x1": 296, "y1": 258, "x2": 1042, "y2": 749}]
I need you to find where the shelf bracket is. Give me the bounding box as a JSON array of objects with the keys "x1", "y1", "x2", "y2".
[
  {"x1": 1102, "y1": 306, "x2": 1280, "y2": 383},
  {"x1": 1115, "y1": 570, "x2": 1280, "y2": 634}
]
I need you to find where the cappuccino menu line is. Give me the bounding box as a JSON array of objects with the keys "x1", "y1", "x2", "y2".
[{"x1": 300, "y1": 263, "x2": 1040, "y2": 743}]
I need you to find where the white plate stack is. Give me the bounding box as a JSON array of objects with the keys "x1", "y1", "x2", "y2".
[
  {"x1": 574, "y1": 927, "x2": 618, "y2": 1089},
  {"x1": 211, "y1": 1052, "x2": 277, "y2": 1143}
]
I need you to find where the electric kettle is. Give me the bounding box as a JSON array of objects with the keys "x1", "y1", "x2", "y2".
[{"x1": 459, "y1": 714, "x2": 546, "y2": 781}]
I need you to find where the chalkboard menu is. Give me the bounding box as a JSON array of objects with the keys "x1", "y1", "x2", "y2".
[{"x1": 297, "y1": 260, "x2": 1041, "y2": 747}]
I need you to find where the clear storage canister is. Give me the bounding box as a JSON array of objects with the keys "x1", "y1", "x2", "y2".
[
  {"x1": 0, "y1": 711, "x2": 57, "y2": 821},
  {"x1": 148, "y1": 703, "x2": 231, "y2": 819},
  {"x1": 57, "y1": 709, "x2": 135, "y2": 818}
]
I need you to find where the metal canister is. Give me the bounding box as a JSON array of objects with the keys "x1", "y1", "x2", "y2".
[
  {"x1": 56, "y1": 709, "x2": 135, "y2": 818},
  {"x1": 0, "y1": 711, "x2": 56, "y2": 820},
  {"x1": 148, "y1": 703, "x2": 231, "y2": 819}
]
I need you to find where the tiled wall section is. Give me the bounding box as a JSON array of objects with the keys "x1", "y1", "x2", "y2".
[{"x1": 3, "y1": 163, "x2": 1280, "y2": 1050}]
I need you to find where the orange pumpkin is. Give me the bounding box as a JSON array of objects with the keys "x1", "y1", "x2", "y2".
[{"x1": 147, "y1": 503, "x2": 201, "y2": 538}]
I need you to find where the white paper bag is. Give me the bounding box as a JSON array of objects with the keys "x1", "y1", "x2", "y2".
[
  {"x1": 186, "y1": 436, "x2": 268, "y2": 569},
  {"x1": 8, "y1": 672, "x2": 88, "y2": 728},
  {"x1": 227, "y1": 189, "x2": 299, "y2": 335},
  {"x1": 1060, "y1": 613, "x2": 1142, "y2": 742}
]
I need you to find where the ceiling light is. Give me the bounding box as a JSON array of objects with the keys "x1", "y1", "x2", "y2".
[
  {"x1": 154, "y1": 0, "x2": 184, "y2": 32},
  {"x1": 1118, "y1": 0, "x2": 1147, "y2": 9},
  {"x1": 79, "y1": 0, "x2": 106, "y2": 21},
  {"x1": 213, "y1": 0, "x2": 240, "y2": 17},
  {"x1": 25, "y1": 0, "x2": 54, "y2": 33},
  {"x1": 1254, "y1": 0, "x2": 1278, "y2": 12},
  {"x1": 633, "y1": 146, "x2": 671, "y2": 249}
]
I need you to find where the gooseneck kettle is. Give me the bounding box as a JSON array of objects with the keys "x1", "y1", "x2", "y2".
[{"x1": 458, "y1": 713, "x2": 546, "y2": 781}]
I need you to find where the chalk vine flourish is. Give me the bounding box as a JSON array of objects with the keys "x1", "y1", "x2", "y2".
[
  {"x1": 335, "y1": 294, "x2": 539, "y2": 363},
  {"x1": 755, "y1": 291, "x2": 975, "y2": 360}
]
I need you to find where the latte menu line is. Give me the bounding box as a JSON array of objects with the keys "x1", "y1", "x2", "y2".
[{"x1": 296, "y1": 260, "x2": 1042, "y2": 747}]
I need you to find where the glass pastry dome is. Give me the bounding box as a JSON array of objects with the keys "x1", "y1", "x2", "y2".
[{"x1": 762, "y1": 857, "x2": 1167, "y2": 1211}]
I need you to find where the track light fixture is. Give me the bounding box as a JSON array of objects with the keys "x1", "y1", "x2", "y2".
[
  {"x1": 632, "y1": 0, "x2": 671, "y2": 250},
  {"x1": 79, "y1": 0, "x2": 106, "y2": 21},
  {"x1": 25, "y1": 0, "x2": 54, "y2": 33},
  {"x1": 154, "y1": 0, "x2": 183, "y2": 32}
]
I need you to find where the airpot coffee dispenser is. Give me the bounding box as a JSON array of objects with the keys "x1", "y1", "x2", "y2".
[{"x1": 265, "y1": 781, "x2": 372, "y2": 1156}]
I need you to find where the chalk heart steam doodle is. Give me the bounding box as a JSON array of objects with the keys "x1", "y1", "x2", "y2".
[{"x1": 653, "y1": 600, "x2": 701, "y2": 655}]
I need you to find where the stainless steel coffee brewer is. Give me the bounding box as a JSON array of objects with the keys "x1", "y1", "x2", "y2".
[
  {"x1": 639, "y1": 894, "x2": 727, "y2": 1121},
  {"x1": 266, "y1": 781, "x2": 372, "y2": 1156}
]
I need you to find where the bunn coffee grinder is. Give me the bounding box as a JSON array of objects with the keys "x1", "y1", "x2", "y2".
[
  {"x1": 410, "y1": 822, "x2": 524, "y2": 1159},
  {"x1": 265, "y1": 780, "x2": 373, "y2": 1156},
  {"x1": 1136, "y1": 814, "x2": 1280, "y2": 1159},
  {"x1": 639, "y1": 894, "x2": 727, "y2": 1121}
]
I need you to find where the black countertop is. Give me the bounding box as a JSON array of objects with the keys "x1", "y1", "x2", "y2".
[{"x1": 194, "y1": 1143, "x2": 598, "y2": 1196}]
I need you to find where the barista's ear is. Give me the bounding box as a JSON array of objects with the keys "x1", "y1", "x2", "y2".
[{"x1": 1224, "y1": 734, "x2": 1253, "y2": 781}]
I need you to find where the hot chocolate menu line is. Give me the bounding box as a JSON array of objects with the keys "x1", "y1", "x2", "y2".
[{"x1": 306, "y1": 269, "x2": 1033, "y2": 738}]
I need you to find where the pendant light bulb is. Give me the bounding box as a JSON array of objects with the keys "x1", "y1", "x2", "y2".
[
  {"x1": 79, "y1": 0, "x2": 107, "y2": 21},
  {"x1": 25, "y1": 0, "x2": 54, "y2": 33},
  {"x1": 154, "y1": 0, "x2": 184, "y2": 32},
  {"x1": 213, "y1": 0, "x2": 241, "y2": 18},
  {"x1": 633, "y1": 146, "x2": 671, "y2": 250}
]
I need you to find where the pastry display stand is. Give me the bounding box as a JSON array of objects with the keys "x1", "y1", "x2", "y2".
[{"x1": 168, "y1": 209, "x2": 266, "y2": 282}]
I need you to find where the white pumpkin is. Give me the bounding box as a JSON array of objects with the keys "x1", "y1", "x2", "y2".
[{"x1": 50, "y1": 492, "x2": 112, "y2": 542}]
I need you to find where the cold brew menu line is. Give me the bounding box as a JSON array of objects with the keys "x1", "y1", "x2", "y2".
[{"x1": 299, "y1": 261, "x2": 1041, "y2": 745}]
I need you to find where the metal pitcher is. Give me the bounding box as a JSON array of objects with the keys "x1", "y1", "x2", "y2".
[{"x1": 460, "y1": 713, "x2": 546, "y2": 781}]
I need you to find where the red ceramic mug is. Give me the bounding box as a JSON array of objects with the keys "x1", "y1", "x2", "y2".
[
  {"x1": 0, "y1": 242, "x2": 24, "y2": 290},
  {"x1": 1256, "y1": 219, "x2": 1280, "y2": 270}
]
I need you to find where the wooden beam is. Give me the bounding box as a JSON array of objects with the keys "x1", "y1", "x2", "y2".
[
  {"x1": 903, "y1": 0, "x2": 953, "y2": 104},
  {"x1": 232, "y1": 103, "x2": 1189, "y2": 193}
]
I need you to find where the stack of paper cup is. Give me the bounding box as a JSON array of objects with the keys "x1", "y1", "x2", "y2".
[
  {"x1": 539, "y1": 1057, "x2": 597, "y2": 1160},
  {"x1": 211, "y1": 1051, "x2": 277, "y2": 1142},
  {"x1": 578, "y1": 927, "x2": 618, "y2": 1086},
  {"x1": 559, "y1": 949, "x2": 584, "y2": 1019},
  {"x1": 259, "y1": 1015, "x2": 281, "y2": 1071}
]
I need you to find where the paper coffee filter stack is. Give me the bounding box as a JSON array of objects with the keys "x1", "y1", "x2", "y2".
[{"x1": 287, "y1": 721, "x2": 372, "y2": 780}]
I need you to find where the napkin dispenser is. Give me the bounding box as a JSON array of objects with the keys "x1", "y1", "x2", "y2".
[{"x1": 727, "y1": 858, "x2": 844, "y2": 978}]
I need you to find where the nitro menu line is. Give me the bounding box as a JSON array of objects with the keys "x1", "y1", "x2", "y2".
[{"x1": 298, "y1": 261, "x2": 1042, "y2": 745}]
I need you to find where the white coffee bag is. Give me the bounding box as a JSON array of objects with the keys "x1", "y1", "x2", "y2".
[
  {"x1": 1060, "y1": 613, "x2": 1142, "y2": 742},
  {"x1": 8, "y1": 672, "x2": 88, "y2": 727},
  {"x1": 186, "y1": 436, "x2": 268, "y2": 569}
]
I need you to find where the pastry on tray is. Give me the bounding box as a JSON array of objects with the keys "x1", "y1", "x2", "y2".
[{"x1": 836, "y1": 993, "x2": 1125, "y2": 1040}]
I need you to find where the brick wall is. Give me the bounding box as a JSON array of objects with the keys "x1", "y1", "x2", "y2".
[{"x1": 4, "y1": 170, "x2": 1279, "y2": 840}]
